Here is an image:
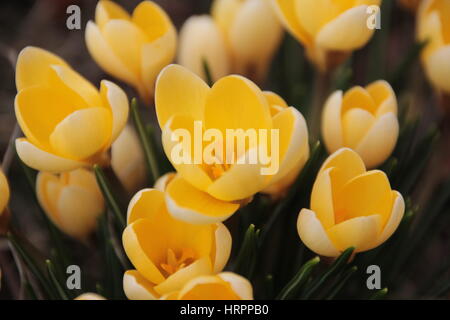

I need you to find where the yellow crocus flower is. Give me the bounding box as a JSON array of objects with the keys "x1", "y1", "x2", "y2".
[
  {"x1": 178, "y1": 15, "x2": 231, "y2": 82},
  {"x1": 160, "y1": 272, "x2": 253, "y2": 300},
  {"x1": 417, "y1": 0, "x2": 450, "y2": 93},
  {"x1": 111, "y1": 125, "x2": 146, "y2": 194},
  {"x1": 122, "y1": 188, "x2": 232, "y2": 300},
  {"x1": 297, "y1": 148, "x2": 405, "y2": 257},
  {"x1": 155, "y1": 64, "x2": 309, "y2": 224},
  {"x1": 211, "y1": 0, "x2": 283, "y2": 82},
  {"x1": 271, "y1": 0, "x2": 381, "y2": 70},
  {"x1": 322, "y1": 80, "x2": 399, "y2": 168},
  {"x1": 85, "y1": 0, "x2": 177, "y2": 102},
  {"x1": 36, "y1": 169, "x2": 104, "y2": 240},
  {"x1": 14, "y1": 47, "x2": 129, "y2": 173}
]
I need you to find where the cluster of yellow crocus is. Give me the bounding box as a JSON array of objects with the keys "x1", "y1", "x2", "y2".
[
  {"x1": 85, "y1": 0, "x2": 177, "y2": 102},
  {"x1": 36, "y1": 169, "x2": 104, "y2": 240},
  {"x1": 271, "y1": 0, "x2": 381, "y2": 71},
  {"x1": 322, "y1": 80, "x2": 399, "y2": 168},
  {"x1": 122, "y1": 188, "x2": 233, "y2": 299},
  {"x1": 297, "y1": 148, "x2": 405, "y2": 257},
  {"x1": 178, "y1": 0, "x2": 282, "y2": 83},
  {"x1": 155, "y1": 64, "x2": 309, "y2": 223},
  {"x1": 15, "y1": 47, "x2": 129, "y2": 173},
  {"x1": 417, "y1": 0, "x2": 450, "y2": 94}
]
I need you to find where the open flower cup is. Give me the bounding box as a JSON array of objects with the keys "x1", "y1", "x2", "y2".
[
  {"x1": 122, "y1": 188, "x2": 232, "y2": 299},
  {"x1": 155, "y1": 64, "x2": 310, "y2": 224},
  {"x1": 297, "y1": 148, "x2": 405, "y2": 257},
  {"x1": 14, "y1": 47, "x2": 129, "y2": 173}
]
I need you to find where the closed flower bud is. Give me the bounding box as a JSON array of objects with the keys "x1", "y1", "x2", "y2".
[
  {"x1": 322, "y1": 80, "x2": 399, "y2": 168},
  {"x1": 212, "y1": 0, "x2": 283, "y2": 82},
  {"x1": 271, "y1": 0, "x2": 381, "y2": 71},
  {"x1": 297, "y1": 148, "x2": 405, "y2": 257},
  {"x1": 111, "y1": 125, "x2": 146, "y2": 194},
  {"x1": 178, "y1": 15, "x2": 231, "y2": 82},
  {"x1": 417, "y1": 0, "x2": 450, "y2": 94},
  {"x1": 15, "y1": 46, "x2": 129, "y2": 173},
  {"x1": 122, "y1": 188, "x2": 232, "y2": 299},
  {"x1": 85, "y1": 0, "x2": 176, "y2": 102},
  {"x1": 36, "y1": 169, "x2": 104, "y2": 240}
]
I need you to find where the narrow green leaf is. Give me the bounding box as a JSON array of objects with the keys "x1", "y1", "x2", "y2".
[
  {"x1": 325, "y1": 266, "x2": 358, "y2": 300},
  {"x1": 45, "y1": 260, "x2": 69, "y2": 300},
  {"x1": 202, "y1": 58, "x2": 213, "y2": 86},
  {"x1": 232, "y1": 224, "x2": 260, "y2": 278},
  {"x1": 301, "y1": 247, "x2": 354, "y2": 299},
  {"x1": 277, "y1": 256, "x2": 320, "y2": 300},
  {"x1": 369, "y1": 287, "x2": 388, "y2": 300},
  {"x1": 94, "y1": 165, "x2": 126, "y2": 229},
  {"x1": 131, "y1": 98, "x2": 160, "y2": 184}
]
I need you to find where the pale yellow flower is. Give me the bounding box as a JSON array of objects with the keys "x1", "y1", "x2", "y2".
[
  {"x1": 178, "y1": 15, "x2": 231, "y2": 82},
  {"x1": 417, "y1": 0, "x2": 450, "y2": 93},
  {"x1": 15, "y1": 47, "x2": 129, "y2": 173},
  {"x1": 211, "y1": 0, "x2": 283, "y2": 82},
  {"x1": 36, "y1": 169, "x2": 104, "y2": 240},
  {"x1": 160, "y1": 272, "x2": 253, "y2": 300},
  {"x1": 155, "y1": 65, "x2": 309, "y2": 224},
  {"x1": 322, "y1": 80, "x2": 399, "y2": 168},
  {"x1": 271, "y1": 0, "x2": 381, "y2": 70},
  {"x1": 74, "y1": 293, "x2": 106, "y2": 300},
  {"x1": 111, "y1": 125, "x2": 146, "y2": 194},
  {"x1": 85, "y1": 0, "x2": 177, "y2": 101},
  {"x1": 122, "y1": 188, "x2": 232, "y2": 300},
  {"x1": 297, "y1": 148, "x2": 405, "y2": 257}
]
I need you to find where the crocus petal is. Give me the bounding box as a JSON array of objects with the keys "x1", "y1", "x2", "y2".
[
  {"x1": 0, "y1": 171, "x2": 9, "y2": 214},
  {"x1": 371, "y1": 191, "x2": 405, "y2": 249},
  {"x1": 316, "y1": 5, "x2": 375, "y2": 51},
  {"x1": 155, "y1": 64, "x2": 209, "y2": 127},
  {"x1": 154, "y1": 257, "x2": 213, "y2": 296},
  {"x1": 176, "y1": 274, "x2": 241, "y2": 300},
  {"x1": 319, "y1": 148, "x2": 366, "y2": 191},
  {"x1": 335, "y1": 170, "x2": 393, "y2": 225},
  {"x1": 123, "y1": 270, "x2": 159, "y2": 300},
  {"x1": 355, "y1": 112, "x2": 399, "y2": 168},
  {"x1": 100, "y1": 80, "x2": 129, "y2": 142},
  {"x1": 122, "y1": 219, "x2": 166, "y2": 285},
  {"x1": 15, "y1": 138, "x2": 86, "y2": 172},
  {"x1": 48, "y1": 65, "x2": 102, "y2": 108},
  {"x1": 327, "y1": 215, "x2": 382, "y2": 252},
  {"x1": 267, "y1": 107, "x2": 309, "y2": 187},
  {"x1": 75, "y1": 293, "x2": 106, "y2": 300},
  {"x1": 15, "y1": 85, "x2": 83, "y2": 150},
  {"x1": 85, "y1": 21, "x2": 137, "y2": 86},
  {"x1": 56, "y1": 185, "x2": 104, "y2": 239},
  {"x1": 206, "y1": 148, "x2": 269, "y2": 201},
  {"x1": 126, "y1": 188, "x2": 166, "y2": 224},
  {"x1": 95, "y1": 0, "x2": 130, "y2": 29},
  {"x1": 213, "y1": 223, "x2": 232, "y2": 273},
  {"x1": 342, "y1": 108, "x2": 375, "y2": 148},
  {"x1": 366, "y1": 80, "x2": 397, "y2": 116},
  {"x1": 154, "y1": 172, "x2": 176, "y2": 192},
  {"x1": 165, "y1": 176, "x2": 239, "y2": 224},
  {"x1": 218, "y1": 272, "x2": 254, "y2": 300},
  {"x1": 50, "y1": 108, "x2": 112, "y2": 160},
  {"x1": 15, "y1": 46, "x2": 68, "y2": 91},
  {"x1": 161, "y1": 114, "x2": 213, "y2": 191},
  {"x1": 264, "y1": 91, "x2": 288, "y2": 116},
  {"x1": 297, "y1": 208, "x2": 340, "y2": 257},
  {"x1": 342, "y1": 85, "x2": 377, "y2": 114},
  {"x1": 132, "y1": 0, "x2": 173, "y2": 41},
  {"x1": 310, "y1": 168, "x2": 335, "y2": 229},
  {"x1": 425, "y1": 46, "x2": 450, "y2": 93},
  {"x1": 204, "y1": 75, "x2": 272, "y2": 136},
  {"x1": 321, "y1": 90, "x2": 344, "y2": 153}
]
